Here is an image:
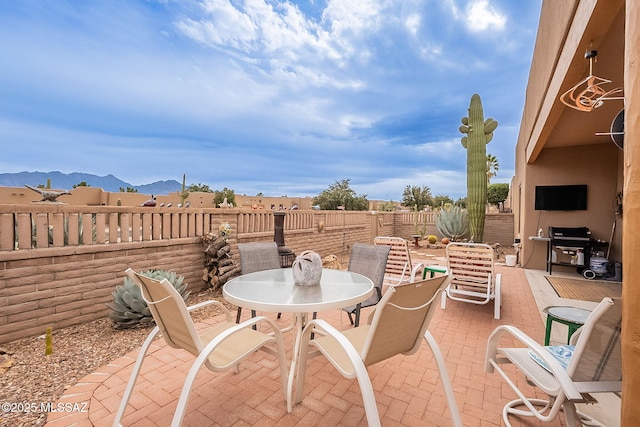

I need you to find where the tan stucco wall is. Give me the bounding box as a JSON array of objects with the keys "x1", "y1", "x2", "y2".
[
  {"x1": 514, "y1": 0, "x2": 634, "y2": 422},
  {"x1": 623, "y1": 1, "x2": 640, "y2": 423},
  {"x1": 0, "y1": 186, "x2": 314, "y2": 210},
  {"x1": 519, "y1": 144, "x2": 622, "y2": 270}
]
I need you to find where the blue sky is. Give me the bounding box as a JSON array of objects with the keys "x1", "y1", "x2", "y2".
[{"x1": 0, "y1": 0, "x2": 541, "y2": 201}]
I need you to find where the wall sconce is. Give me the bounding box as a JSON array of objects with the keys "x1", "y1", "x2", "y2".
[{"x1": 317, "y1": 221, "x2": 325, "y2": 232}]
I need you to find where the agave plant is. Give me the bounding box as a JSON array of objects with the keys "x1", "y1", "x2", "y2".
[
  {"x1": 435, "y1": 204, "x2": 469, "y2": 242},
  {"x1": 107, "y1": 270, "x2": 190, "y2": 329}
]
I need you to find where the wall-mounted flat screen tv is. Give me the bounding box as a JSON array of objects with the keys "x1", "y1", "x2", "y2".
[{"x1": 535, "y1": 185, "x2": 587, "y2": 211}]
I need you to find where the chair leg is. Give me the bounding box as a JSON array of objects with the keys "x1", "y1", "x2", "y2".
[
  {"x1": 113, "y1": 327, "x2": 160, "y2": 426},
  {"x1": 353, "y1": 357, "x2": 381, "y2": 426},
  {"x1": 494, "y1": 275, "x2": 502, "y2": 320},
  {"x1": 354, "y1": 303, "x2": 362, "y2": 327},
  {"x1": 441, "y1": 288, "x2": 448, "y2": 310},
  {"x1": 171, "y1": 344, "x2": 215, "y2": 426},
  {"x1": 347, "y1": 311, "x2": 354, "y2": 325},
  {"x1": 423, "y1": 331, "x2": 462, "y2": 427}
]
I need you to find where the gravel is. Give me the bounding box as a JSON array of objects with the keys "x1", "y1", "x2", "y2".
[{"x1": 0, "y1": 288, "x2": 230, "y2": 426}]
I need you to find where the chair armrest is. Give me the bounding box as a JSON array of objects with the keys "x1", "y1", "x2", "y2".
[
  {"x1": 187, "y1": 299, "x2": 219, "y2": 311},
  {"x1": 410, "y1": 262, "x2": 424, "y2": 282},
  {"x1": 485, "y1": 324, "x2": 583, "y2": 401},
  {"x1": 301, "y1": 319, "x2": 365, "y2": 378}
]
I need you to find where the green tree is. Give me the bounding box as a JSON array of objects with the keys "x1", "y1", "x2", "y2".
[
  {"x1": 119, "y1": 187, "x2": 138, "y2": 193},
  {"x1": 487, "y1": 183, "x2": 509, "y2": 210},
  {"x1": 377, "y1": 200, "x2": 397, "y2": 212},
  {"x1": 188, "y1": 183, "x2": 213, "y2": 192},
  {"x1": 401, "y1": 185, "x2": 433, "y2": 211},
  {"x1": 432, "y1": 194, "x2": 454, "y2": 208},
  {"x1": 486, "y1": 153, "x2": 499, "y2": 185},
  {"x1": 73, "y1": 181, "x2": 90, "y2": 188},
  {"x1": 455, "y1": 197, "x2": 467, "y2": 208},
  {"x1": 313, "y1": 179, "x2": 369, "y2": 211},
  {"x1": 214, "y1": 187, "x2": 236, "y2": 207}
]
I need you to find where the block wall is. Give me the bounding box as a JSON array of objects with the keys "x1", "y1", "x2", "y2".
[
  {"x1": 1, "y1": 211, "x2": 513, "y2": 343},
  {"x1": 0, "y1": 238, "x2": 205, "y2": 343}
]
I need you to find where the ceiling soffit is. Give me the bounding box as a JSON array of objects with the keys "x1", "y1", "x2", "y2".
[{"x1": 525, "y1": 0, "x2": 625, "y2": 164}]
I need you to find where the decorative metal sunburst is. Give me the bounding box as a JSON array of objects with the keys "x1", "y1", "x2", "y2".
[{"x1": 560, "y1": 50, "x2": 624, "y2": 112}]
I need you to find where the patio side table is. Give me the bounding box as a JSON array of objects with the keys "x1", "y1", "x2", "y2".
[
  {"x1": 423, "y1": 265, "x2": 447, "y2": 279},
  {"x1": 543, "y1": 305, "x2": 592, "y2": 345}
]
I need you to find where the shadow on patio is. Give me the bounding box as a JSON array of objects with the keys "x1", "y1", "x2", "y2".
[{"x1": 45, "y1": 252, "x2": 620, "y2": 426}]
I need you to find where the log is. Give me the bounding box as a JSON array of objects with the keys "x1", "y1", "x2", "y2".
[
  {"x1": 218, "y1": 266, "x2": 241, "y2": 284},
  {"x1": 219, "y1": 263, "x2": 238, "y2": 276},
  {"x1": 218, "y1": 257, "x2": 234, "y2": 267},
  {"x1": 204, "y1": 238, "x2": 228, "y2": 256},
  {"x1": 216, "y1": 245, "x2": 231, "y2": 258}
]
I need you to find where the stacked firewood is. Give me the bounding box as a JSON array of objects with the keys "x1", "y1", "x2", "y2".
[{"x1": 202, "y1": 232, "x2": 241, "y2": 290}]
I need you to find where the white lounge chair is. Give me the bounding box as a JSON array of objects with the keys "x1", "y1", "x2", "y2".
[
  {"x1": 373, "y1": 236, "x2": 423, "y2": 285},
  {"x1": 441, "y1": 242, "x2": 502, "y2": 319}
]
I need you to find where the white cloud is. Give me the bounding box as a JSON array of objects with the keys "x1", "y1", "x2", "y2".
[
  {"x1": 442, "y1": 0, "x2": 506, "y2": 33},
  {"x1": 465, "y1": 0, "x2": 506, "y2": 32},
  {"x1": 0, "y1": 0, "x2": 540, "y2": 200},
  {"x1": 404, "y1": 13, "x2": 421, "y2": 36}
]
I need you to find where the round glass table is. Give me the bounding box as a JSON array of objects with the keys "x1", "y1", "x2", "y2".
[{"x1": 224, "y1": 268, "x2": 374, "y2": 412}]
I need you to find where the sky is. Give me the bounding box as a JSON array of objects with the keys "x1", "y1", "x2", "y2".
[{"x1": 0, "y1": 0, "x2": 542, "y2": 201}]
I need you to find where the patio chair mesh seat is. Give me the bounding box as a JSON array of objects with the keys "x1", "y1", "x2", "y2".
[
  {"x1": 341, "y1": 242, "x2": 390, "y2": 326},
  {"x1": 295, "y1": 275, "x2": 462, "y2": 427},
  {"x1": 236, "y1": 242, "x2": 282, "y2": 323},
  {"x1": 113, "y1": 268, "x2": 288, "y2": 427}
]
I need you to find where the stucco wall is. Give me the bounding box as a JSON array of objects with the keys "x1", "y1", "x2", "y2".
[{"x1": 518, "y1": 144, "x2": 621, "y2": 271}]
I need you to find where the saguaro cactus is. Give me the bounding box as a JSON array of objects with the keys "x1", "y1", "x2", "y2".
[{"x1": 459, "y1": 94, "x2": 498, "y2": 242}]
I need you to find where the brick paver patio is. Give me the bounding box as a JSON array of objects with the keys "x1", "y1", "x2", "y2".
[{"x1": 46, "y1": 255, "x2": 612, "y2": 426}]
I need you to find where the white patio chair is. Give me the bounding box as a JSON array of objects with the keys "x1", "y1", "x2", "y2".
[
  {"x1": 295, "y1": 275, "x2": 462, "y2": 427},
  {"x1": 485, "y1": 297, "x2": 621, "y2": 427},
  {"x1": 113, "y1": 268, "x2": 288, "y2": 427},
  {"x1": 373, "y1": 236, "x2": 423, "y2": 285},
  {"x1": 441, "y1": 242, "x2": 502, "y2": 319}
]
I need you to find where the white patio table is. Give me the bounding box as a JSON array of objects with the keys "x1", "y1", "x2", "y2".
[{"x1": 223, "y1": 268, "x2": 374, "y2": 412}]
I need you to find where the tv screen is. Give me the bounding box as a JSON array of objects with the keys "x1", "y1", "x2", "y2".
[{"x1": 535, "y1": 185, "x2": 587, "y2": 211}]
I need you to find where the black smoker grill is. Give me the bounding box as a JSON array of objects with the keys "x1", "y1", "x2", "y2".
[{"x1": 547, "y1": 226, "x2": 591, "y2": 275}]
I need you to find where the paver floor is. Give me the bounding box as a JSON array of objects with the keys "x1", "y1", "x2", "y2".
[{"x1": 45, "y1": 255, "x2": 619, "y2": 426}]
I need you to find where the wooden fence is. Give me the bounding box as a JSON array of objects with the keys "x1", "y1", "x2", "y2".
[{"x1": 0, "y1": 205, "x2": 512, "y2": 343}]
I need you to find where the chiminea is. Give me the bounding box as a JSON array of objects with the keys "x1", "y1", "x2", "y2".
[{"x1": 274, "y1": 211, "x2": 295, "y2": 267}]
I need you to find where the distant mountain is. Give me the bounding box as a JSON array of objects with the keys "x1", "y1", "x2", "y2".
[
  {"x1": 134, "y1": 180, "x2": 183, "y2": 195},
  {"x1": 0, "y1": 171, "x2": 182, "y2": 195}
]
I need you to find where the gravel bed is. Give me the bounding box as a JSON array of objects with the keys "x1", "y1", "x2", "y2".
[{"x1": 0, "y1": 288, "x2": 229, "y2": 426}]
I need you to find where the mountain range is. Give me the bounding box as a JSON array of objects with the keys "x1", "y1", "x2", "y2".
[{"x1": 0, "y1": 171, "x2": 182, "y2": 195}]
